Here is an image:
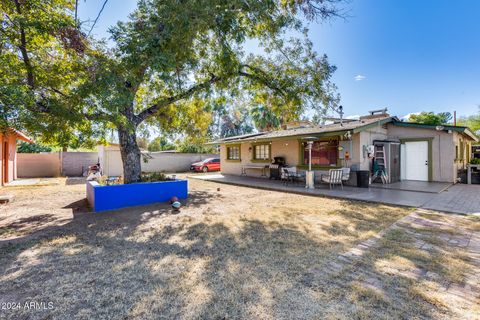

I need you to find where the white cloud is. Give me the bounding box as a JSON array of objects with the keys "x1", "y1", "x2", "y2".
[{"x1": 354, "y1": 75, "x2": 366, "y2": 81}]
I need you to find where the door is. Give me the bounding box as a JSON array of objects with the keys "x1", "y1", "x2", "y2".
[
  {"x1": 2, "y1": 141, "x2": 8, "y2": 184},
  {"x1": 403, "y1": 141, "x2": 429, "y2": 181},
  {"x1": 210, "y1": 159, "x2": 221, "y2": 171},
  {"x1": 389, "y1": 143, "x2": 401, "y2": 183}
]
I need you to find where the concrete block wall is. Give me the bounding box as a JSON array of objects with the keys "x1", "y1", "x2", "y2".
[{"x1": 61, "y1": 152, "x2": 98, "y2": 176}]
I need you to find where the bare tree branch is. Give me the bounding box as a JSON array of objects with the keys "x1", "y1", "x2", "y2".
[{"x1": 87, "y1": 0, "x2": 109, "y2": 36}]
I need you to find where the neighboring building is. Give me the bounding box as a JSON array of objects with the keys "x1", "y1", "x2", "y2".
[
  {"x1": 214, "y1": 111, "x2": 478, "y2": 183},
  {"x1": 1, "y1": 128, "x2": 33, "y2": 186}
]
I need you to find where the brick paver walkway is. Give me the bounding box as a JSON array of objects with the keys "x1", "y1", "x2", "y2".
[
  {"x1": 422, "y1": 184, "x2": 480, "y2": 215},
  {"x1": 305, "y1": 209, "x2": 480, "y2": 318}
]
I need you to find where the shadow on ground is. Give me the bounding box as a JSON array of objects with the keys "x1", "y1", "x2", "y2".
[{"x1": 1, "y1": 181, "x2": 477, "y2": 319}]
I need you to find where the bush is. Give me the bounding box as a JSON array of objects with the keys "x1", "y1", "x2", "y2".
[
  {"x1": 17, "y1": 141, "x2": 52, "y2": 153},
  {"x1": 141, "y1": 172, "x2": 174, "y2": 182},
  {"x1": 470, "y1": 158, "x2": 480, "y2": 165}
]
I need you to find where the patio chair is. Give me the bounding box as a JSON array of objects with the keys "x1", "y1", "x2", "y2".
[
  {"x1": 341, "y1": 167, "x2": 350, "y2": 182},
  {"x1": 282, "y1": 168, "x2": 303, "y2": 186},
  {"x1": 320, "y1": 169, "x2": 344, "y2": 190}
]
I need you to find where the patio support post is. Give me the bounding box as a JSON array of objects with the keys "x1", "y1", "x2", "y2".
[{"x1": 306, "y1": 140, "x2": 315, "y2": 189}]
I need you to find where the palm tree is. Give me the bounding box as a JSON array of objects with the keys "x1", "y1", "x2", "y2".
[{"x1": 250, "y1": 105, "x2": 281, "y2": 132}]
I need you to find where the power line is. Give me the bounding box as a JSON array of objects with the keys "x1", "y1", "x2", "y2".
[{"x1": 87, "y1": 0, "x2": 109, "y2": 37}]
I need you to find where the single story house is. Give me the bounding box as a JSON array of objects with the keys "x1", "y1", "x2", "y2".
[
  {"x1": 214, "y1": 111, "x2": 478, "y2": 183},
  {"x1": 1, "y1": 128, "x2": 33, "y2": 186}
]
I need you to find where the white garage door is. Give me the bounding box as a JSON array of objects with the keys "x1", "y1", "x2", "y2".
[{"x1": 403, "y1": 141, "x2": 429, "y2": 181}]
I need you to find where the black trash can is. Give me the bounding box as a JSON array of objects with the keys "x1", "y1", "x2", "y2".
[{"x1": 357, "y1": 170, "x2": 370, "y2": 188}]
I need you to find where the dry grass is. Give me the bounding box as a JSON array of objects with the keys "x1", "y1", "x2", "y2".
[{"x1": 0, "y1": 178, "x2": 478, "y2": 319}]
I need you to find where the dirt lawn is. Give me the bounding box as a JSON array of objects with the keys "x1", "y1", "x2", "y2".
[{"x1": 0, "y1": 178, "x2": 479, "y2": 319}]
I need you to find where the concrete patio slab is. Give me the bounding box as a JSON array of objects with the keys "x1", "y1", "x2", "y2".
[
  {"x1": 190, "y1": 174, "x2": 433, "y2": 207},
  {"x1": 370, "y1": 180, "x2": 452, "y2": 193},
  {"x1": 190, "y1": 174, "x2": 480, "y2": 215}
]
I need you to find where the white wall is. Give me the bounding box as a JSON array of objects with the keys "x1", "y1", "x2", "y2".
[{"x1": 358, "y1": 126, "x2": 389, "y2": 171}]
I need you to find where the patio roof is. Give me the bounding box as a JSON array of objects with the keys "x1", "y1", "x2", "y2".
[
  {"x1": 212, "y1": 116, "x2": 396, "y2": 144},
  {"x1": 6, "y1": 128, "x2": 34, "y2": 143}
]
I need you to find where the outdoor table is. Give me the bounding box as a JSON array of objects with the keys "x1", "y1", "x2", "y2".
[{"x1": 241, "y1": 165, "x2": 268, "y2": 177}]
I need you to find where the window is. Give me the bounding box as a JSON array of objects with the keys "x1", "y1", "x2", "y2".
[
  {"x1": 227, "y1": 146, "x2": 240, "y2": 160},
  {"x1": 212, "y1": 159, "x2": 220, "y2": 163},
  {"x1": 303, "y1": 140, "x2": 338, "y2": 166},
  {"x1": 253, "y1": 144, "x2": 270, "y2": 160}
]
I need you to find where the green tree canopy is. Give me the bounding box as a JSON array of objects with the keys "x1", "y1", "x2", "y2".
[
  {"x1": 408, "y1": 112, "x2": 452, "y2": 125},
  {"x1": 0, "y1": 0, "x2": 107, "y2": 148},
  {"x1": 3, "y1": 0, "x2": 342, "y2": 183},
  {"x1": 457, "y1": 108, "x2": 480, "y2": 135},
  {"x1": 17, "y1": 141, "x2": 51, "y2": 153},
  {"x1": 148, "y1": 136, "x2": 175, "y2": 152}
]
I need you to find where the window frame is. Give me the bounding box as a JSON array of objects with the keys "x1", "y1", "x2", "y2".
[
  {"x1": 297, "y1": 138, "x2": 341, "y2": 169},
  {"x1": 226, "y1": 144, "x2": 241, "y2": 162},
  {"x1": 251, "y1": 142, "x2": 271, "y2": 163}
]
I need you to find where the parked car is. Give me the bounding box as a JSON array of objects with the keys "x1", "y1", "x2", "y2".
[{"x1": 190, "y1": 158, "x2": 220, "y2": 172}]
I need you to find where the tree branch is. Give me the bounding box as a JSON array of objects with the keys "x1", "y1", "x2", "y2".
[
  {"x1": 239, "y1": 64, "x2": 287, "y2": 96},
  {"x1": 135, "y1": 74, "x2": 222, "y2": 124},
  {"x1": 13, "y1": 0, "x2": 35, "y2": 89}
]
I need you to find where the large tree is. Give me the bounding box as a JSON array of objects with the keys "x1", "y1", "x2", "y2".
[
  {"x1": 457, "y1": 107, "x2": 480, "y2": 135},
  {"x1": 408, "y1": 111, "x2": 452, "y2": 125},
  {"x1": 2, "y1": 0, "x2": 341, "y2": 183},
  {"x1": 1, "y1": 0, "x2": 107, "y2": 148}
]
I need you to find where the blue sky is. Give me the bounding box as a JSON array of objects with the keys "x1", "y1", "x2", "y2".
[{"x1": 78, "y1": 0, "x2": 480, "y2": 119}]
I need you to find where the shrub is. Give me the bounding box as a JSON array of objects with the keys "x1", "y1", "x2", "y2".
[
  {"x1": 141, "y1": 172, "x2": 174, "y2": 182},
  {"x1": 470, "y1": 158, "x2": 480, "y2": 165}
]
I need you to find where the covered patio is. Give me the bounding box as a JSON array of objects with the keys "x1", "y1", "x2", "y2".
[{"x1": 190, "y1": 173, "x2": 480, "y2": 215}]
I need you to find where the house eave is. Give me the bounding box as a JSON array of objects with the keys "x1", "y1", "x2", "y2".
[{"x1": 391, "y1": 121, "x2": 479, "y2": 142}]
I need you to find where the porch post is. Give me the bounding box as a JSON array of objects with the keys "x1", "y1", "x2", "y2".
[
  {"x1": 308, "y1": 141, "x2": 312, "y2": 171},
  {"x1": 306, "y1": 140, "x2": 315, "y2": 189}
]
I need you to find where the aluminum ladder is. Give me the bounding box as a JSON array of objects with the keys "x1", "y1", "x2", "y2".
[{"x1": 372, "y1": 145, "x2": 389, "y2": 184}]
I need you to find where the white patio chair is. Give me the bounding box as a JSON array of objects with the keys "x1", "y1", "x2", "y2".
[
  {"x1": 320, "y1": 169, "x2": 344, "y2": 190},
  {"x1": 341, "y1": 167, "x2": 350, "y2": 182}
]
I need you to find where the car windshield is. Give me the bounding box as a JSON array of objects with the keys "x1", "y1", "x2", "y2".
[{"x1": 202, "y1": 158, "x2": 214, "y2": 163}]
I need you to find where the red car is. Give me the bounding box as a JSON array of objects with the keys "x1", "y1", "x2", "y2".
[{"x1": 190, "y1": 158, "x2": 220, "y2": 173}]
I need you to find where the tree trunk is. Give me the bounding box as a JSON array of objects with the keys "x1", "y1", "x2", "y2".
[{"x1": 118, "y1": 126, "x2": 142, "y2": 184}]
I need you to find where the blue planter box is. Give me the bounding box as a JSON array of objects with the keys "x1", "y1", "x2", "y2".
[{"x1": 86, "y1": 179, "x2": 188, "y2": 212}]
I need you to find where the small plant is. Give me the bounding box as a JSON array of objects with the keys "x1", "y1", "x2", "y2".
[
  {"x1": 141, "y1": 172, "x2": 173, "y2": 182},
  {"x1": 470, "y1": 158, "x2": 480, "y2": 165},
  {"x1": 96, "y1": 176, "x2": 123, "y2": 186}
]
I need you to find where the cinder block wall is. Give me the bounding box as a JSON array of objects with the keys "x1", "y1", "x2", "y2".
[{"x1": 61, "y1": 152, "x2": 98, "y2": 176}]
